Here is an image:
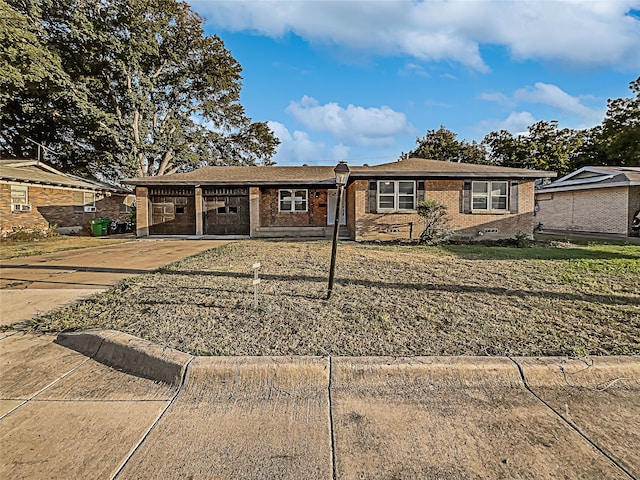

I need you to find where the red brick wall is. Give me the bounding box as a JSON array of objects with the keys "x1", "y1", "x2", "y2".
[
  {"x1": 259, "y1": 187, "x2": 328, "y2": 227},
  {"x1": 346, "y1": 180, "x2": 366, "y2": 239},
  {"x1": 354, "y1": 179, "x2": 536, "y2": 241},
  {"x1": 1, "y1": 182, "x2": 131, "y2": 235}
]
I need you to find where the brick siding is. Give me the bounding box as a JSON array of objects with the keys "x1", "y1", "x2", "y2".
[
  {"x1": 259, "y1": 187, "x2": 328, "y2": 227},
  {"x1": 1, "y1": 182, "x2": 132, "y2": 235},
  {"x1": 132, "y1": 178, "x2": 537, "y2": 241},
  {"x1": 354, "y1": 179, "x2": 535, "y2": 241},
  {"x1": 536, "y1": 186, "x2": 633, "y2": 235},
  {"x1": 627, "y1": 186, "x2": 640, "y2": 236}
]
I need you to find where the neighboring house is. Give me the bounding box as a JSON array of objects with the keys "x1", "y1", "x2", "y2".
[
  {"x1": 124, "y1": 158, "x2": 554, "y2": 241},
  {"x1": 0, "y1": 159, "x2": 135, "y2": 236},
  {"x1": 535, "y1": 166, "x2": 640, "y2": 237}
]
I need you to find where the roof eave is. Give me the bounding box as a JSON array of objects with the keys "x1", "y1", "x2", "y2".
[
  {"x1": 349, "y1": 170, "x2": 556, "y2": 179},
  {"x1": 122, "y1": 179, "x2": 337, "y2": 186},
  {"x1": 1, "y1": 176, "x2": 129, "y2": 193},
  {"x1": 123, "y1": 169, "x2": 555, "y2": 186},
  {"x1": 537, "y1": 181, "x2": 638, "y2": 193}
]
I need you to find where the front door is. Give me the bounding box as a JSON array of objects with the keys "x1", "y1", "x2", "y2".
[{"x1": 327, "y1": 189, "x2": 346, "y2": 225}]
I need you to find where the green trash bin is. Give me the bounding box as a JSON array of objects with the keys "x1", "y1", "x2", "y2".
[
  {"x1": 90, "y1": 218, "x2": 110, "y2": 237},
  {"x1": 100, "y1": 217, "x2": 110, "y2": 235},
  {"x1": 90, "y1": 218, "x2": 103, "y2": 237}
]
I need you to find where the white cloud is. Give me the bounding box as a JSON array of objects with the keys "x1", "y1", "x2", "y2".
[
  {"x1": 400, "y1": 62, "x2": 430, "y2": 78},
  {"x1": 478, "y1": 111, "x2": 537, "y2": 135},
  {"x1": 191, "y1": 0, "x2": 640, "y2": 70},
  {"x1": 267, "y1": 121, "x2": 325, "y2": 165},
  {"x1": 478, "y1": 92, "x2": 515, "y2": 108},
  {"x1": 330, "y1": 144, "x2": 351, "y2": 162},
  {"x1": 513, "y1": 82, "x2": 603, "y2": 120},
  {"x1": 285, "y1": 96, "x2": 410, "y2": 147},
  {"x1": 481, "y1": 82, "x2": 605, "y2": 123}
]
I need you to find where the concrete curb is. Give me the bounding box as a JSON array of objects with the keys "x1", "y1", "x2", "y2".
[
  {"x1": 55, "y1": 329, "x2": 640, "y2": 389},
  {"x1": 56, "y1": 329, "x2": 192, "y2": 386}
]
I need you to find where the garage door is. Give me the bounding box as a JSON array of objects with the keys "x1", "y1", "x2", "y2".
[
  {"x1": 149, "y1": 187, "x2": 195, "y2": 235},
  {"x1": 204, "y1": 187, "x2": 250, "y2": 235}
]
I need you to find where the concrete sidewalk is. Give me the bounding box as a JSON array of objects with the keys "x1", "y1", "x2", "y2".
[
  {"x1": 0, "y1": 239, "x2": 228, "y2": 326},
  {"x1": 1, "y1": 330, "x2": 638, "y2": 479}
]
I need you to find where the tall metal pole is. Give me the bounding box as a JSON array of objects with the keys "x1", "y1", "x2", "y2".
[{"x1": 326, "y1": 184, "x2": 344, "y2": 300}]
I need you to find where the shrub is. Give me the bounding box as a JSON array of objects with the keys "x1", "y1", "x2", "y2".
[
  {"x1": 416, "y1": 199, "x2": 453, "y2": 245},
  {"x1": 1, "y1": 225, "x2": 58, "y2": 242},
  {"x1": 512, "y1": 231, "x2": 532, "y2": 248}
]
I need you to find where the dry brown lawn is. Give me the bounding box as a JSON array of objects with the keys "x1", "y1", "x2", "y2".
[
  {"x1": 0, "y1": 235, "x2": 132, "y2": 260},
  {"x1": 21, "y1": 240, "x2": 640, "y2": 357}
]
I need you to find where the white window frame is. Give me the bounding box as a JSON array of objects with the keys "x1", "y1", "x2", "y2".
[
  {"x1": 10, "y1": 185, "x2": 28, "y2": 206},
  {"x1": 377, "y1": 180, "x2": 416, "y2": 211},
  {"x1": 83, "y1": 192, "x2": 96, "y2": 207},
  {"x1": 471, "y1": 181, "x2": 509, "y2": 212},
  {"x1": 278, "y1": 189, "x2": 308, "y2": 212},
  {"x1": 74, "y1": 190, "x2": 96, "y2": 213}
]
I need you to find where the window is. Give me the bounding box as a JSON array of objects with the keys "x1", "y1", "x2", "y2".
[
  {"x1": 11, "y1": 185, "x2": 28, "y2": 206},
  {"x1": 119, "y1": 194, "x2": 136, "y2": 213},
  {"x1": 216, "y1": 206, "x2": 238, "y2": 215},
  {"x1": 279, "y1": 189, "x2": 308, "y2": 212},
  {"x1": 74, "y1": 191, "x2": 96, "y2": 213},
  {"x1": 472, "y1": 181, "x2": 508, "y2": 211},
  {"x1": 377, "y1": 181, "x2": 415, "y2": 211}
]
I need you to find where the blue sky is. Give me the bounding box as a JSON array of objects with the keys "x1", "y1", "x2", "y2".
[{"x1": 190, "y1": 0, "x2": 640, "y2": 166}]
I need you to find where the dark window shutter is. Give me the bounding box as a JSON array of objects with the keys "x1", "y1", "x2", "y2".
[
  {"x1": 462, "y1": 181, "x2": 471, "y2": 214},
  {"x1": 417, "y1": 181, "x2": 425, "y2": 204},
  {"x1": 509, "y1": 181, "x2": 519, "y2": 214},
  {"x1": 368, "y1": 181, "x2": 377, "y2": 213}
]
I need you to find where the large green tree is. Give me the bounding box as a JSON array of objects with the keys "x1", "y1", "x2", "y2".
[
  {"x1": 0, "y1": 0, "x2": 92, "y2": 163},
  {"x1": 599, "y1": 76, "x2": 639, "y2": 166},
  {"x1": 407, "y1": 126, "x2": 488, "y2": 164},
  {"x1": 1, "y1": 0, "x2": 279, "y2": 180},
  {"x1": 483, "y1": 121, "x2": 582, "y2": 175}
]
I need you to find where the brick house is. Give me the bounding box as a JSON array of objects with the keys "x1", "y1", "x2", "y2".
[
  {"x1": 124, "y1": 158, "x2": 554, "y2": 241},
  {"x1": 535, "y1": 166, "x2": 640, "y2": 237},
  {"x1": 0, "y1": 159, "x2": 134, "y2": 236}
]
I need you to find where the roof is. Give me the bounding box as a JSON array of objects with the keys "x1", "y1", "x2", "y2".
[
  {"x1": 123, "y1": 158, "x2": 556, "y2": 186},
  {"x1": 0, "y1": 159, "x2": 128, "y2": 193},
  {"x1": 537, "y1": 166, "x2": 640, "y2": 193}
]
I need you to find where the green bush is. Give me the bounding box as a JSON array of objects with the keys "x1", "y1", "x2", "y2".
[
  {"x1": 416, "y1": 199, "x2": 453, "y2": 245},
  {"x1": 512, "y1": 231, "x2": 532, "y2": 248},
  {"x1": 1, "y1": 225, "x2": 58, "y2": 242}
]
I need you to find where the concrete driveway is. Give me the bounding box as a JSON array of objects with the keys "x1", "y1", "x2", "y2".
[
  {"x1": 1, "y1": 330, "x2": 638, "y2": 479},
  {"x1": 0, "y1": 239, "x2": 229, "y2": 326}
]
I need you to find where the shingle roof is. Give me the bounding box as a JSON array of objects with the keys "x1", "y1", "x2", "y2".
[
  {"x1": 0, "y1": 159, "x2": 127, "y2": 192},
  {"x1": 123, "y1": 158, "x2": 555, "y2": 186},
  {"x1": 538, "y1": 166, "x2": 640, "y2": 192}
]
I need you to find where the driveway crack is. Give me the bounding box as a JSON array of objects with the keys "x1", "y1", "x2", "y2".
[
  {"x1": 110, "y1": 355, "x2": 195, "y2": 480},
  {"x1": 508, "y1": 356, "x2": 636, "y2": 480},
  {"x1": 328, "y1": 356, "x2": 337, "y2": 480}
]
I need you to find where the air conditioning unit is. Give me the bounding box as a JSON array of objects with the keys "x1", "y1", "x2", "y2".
[
  {"x1": 12, "y1": 203, "x2": 32, "y2": 212},
  {"x1": 84, "y1": 206, "x2": 97, "y2": 213}
]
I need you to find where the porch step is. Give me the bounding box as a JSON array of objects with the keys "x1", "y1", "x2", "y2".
[
  {"x1": 323, "y1": 225, "x2": 352, "y2": 239},
  {"x1": 253, "y1": 226, "x2": 353, "y2": 240},
  {"x1": 254, "y1": 226, "x2": 328, "y2": 238}
]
